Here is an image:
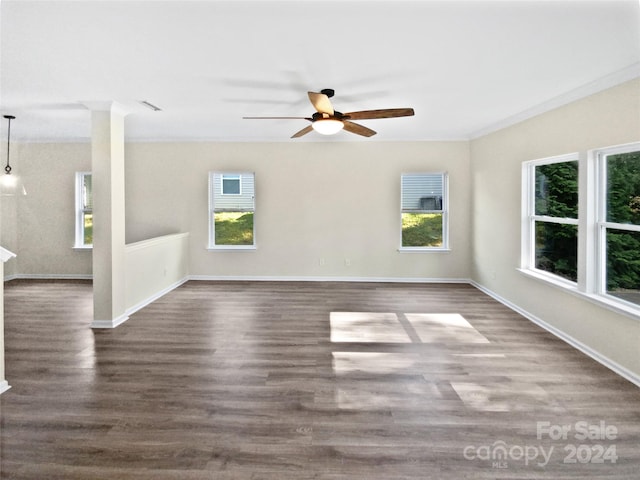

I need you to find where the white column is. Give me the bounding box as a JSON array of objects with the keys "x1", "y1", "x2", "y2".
[
  {"x1": 86, "y1": 102, "x2": 129, "y2": 328},
  {"x1": 0, "y1": 246, "x2": 16, "y2": 394}
]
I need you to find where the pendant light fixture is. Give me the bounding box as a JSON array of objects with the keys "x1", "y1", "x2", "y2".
[
  {"x1": 4, "y1": 115, "x2": 15, "y2": 175},
  {"x1": 1, "y1": 114, "x2": 25, "y2": 196}
]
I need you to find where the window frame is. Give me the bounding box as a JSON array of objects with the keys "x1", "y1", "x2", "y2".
[
  {"x1": 399, "y1": 172, "x2": 449, "y2": 252},
  {"x1": 208, "y1": 171, "x2": 256, "y2": 250},
  {"x1": 521, "y1": 153, "x2": 579, "y2": 285},
  {"x1": 520, "y1": 142, "x2": 640, "y2": 320},
  {"x1": 595, "y1": 143, "x2": 640, "y2": 306},
  {"x1": 74, "y1": 172, "x2": 92, "y2": 249}
]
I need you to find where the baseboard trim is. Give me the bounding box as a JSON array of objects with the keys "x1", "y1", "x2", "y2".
[
  {"x1": 0, "y1": 380, "x2": 11, "y2": 395},
  {"x1": 91, "y1": 313, "x2": 129, "y2": 329},
  {"x1": 6, "y1": 273, "x2": 471, "y2": 284},
  {"x1": 188, "y1": 275, "x2": 471, "y2": 284},
  {"x1": 5, "y1": 273, "x2": 93, "y2": 281},
  {"x1": 470, "y1": 280, "x2": 640, "y2": 388},
  {"x1": 125, "y1": 277, "x2": 189, "y2": 317}
]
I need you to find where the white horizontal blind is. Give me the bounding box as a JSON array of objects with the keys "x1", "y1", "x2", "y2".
[
  {"x1": 401, "y1": 173, "x2": 444, "y2": 211},
  {"x1": 82, "y1": 173, "x2": 93, "y2": 210}
]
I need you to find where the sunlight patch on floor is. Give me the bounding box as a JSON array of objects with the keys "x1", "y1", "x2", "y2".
[
  {"x1": 330, "y1": 312, "x2": 410, "y2": 343},
  {"x1": 405, "y1": 313, "x2": 490, "y2": 344},
  {"x1": 330, "y1": 312, "x2": 489, "y2": 344},
  {"x1": 451, "y1": 381, "x2": 550, "y2": 413},
  {"x1": 332, "y1": 352, "x2": 421, "y2": 375}
]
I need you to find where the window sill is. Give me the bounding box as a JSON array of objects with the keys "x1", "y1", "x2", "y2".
[
  {"x1": 517, "y1": 267, "x2": 577, "y2": 290},
  {"x1": 398, "y1": 247, "x2": 451, "y2": 253},
  {"x1": 73, "y1": 245, "x2": 92, "y2": 251},
  {"x1": 517, "y1": 268, "x2": 640, "y2": 321},
  {"x1": 207, "y1": 246, "x2": 256, "y2": 252}
]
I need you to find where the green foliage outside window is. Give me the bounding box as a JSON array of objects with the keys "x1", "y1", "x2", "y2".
[
  {"x1": 214, "y1": 212, "x2": 254, "y2": 245},
  {"x1": 607, "y1": 230, "x2": 640, "y2": 293},
  {"x1": 84, "y1": 213, "x2": 93, "y2": 245},
  {"x1": 535, "y1": 222, "x2": 577, "y2": 282},
  {"x1": 606, "y1": 151, "x2": 640, "y2": 294},
  {"x1": 535, "y1": 162, "x2": 578, "y2": 217},
  {"x1": 533, "y1": 152, "x2": 640, "y2": 300},
  {"x1": 401, "y1": 213, "x2": 443, "y2": 247},
  {"x1": 607, "y1": 152, "x2": 640, "y2": 225},
  {"x1": 534, "y1": 161, "x2": 578, "y2": 281}
]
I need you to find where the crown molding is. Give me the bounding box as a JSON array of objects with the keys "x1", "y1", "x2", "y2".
[{"x1": 470, "y1": 62, "x2": 640, "y2": 140}]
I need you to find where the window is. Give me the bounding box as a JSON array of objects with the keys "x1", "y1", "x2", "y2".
[
  {"x1": 522, "y1": 142, "x2": 640, "y2": 317},
  {"x1": 221, "y1": 174, "x2": 241, "y2": 195},
  {"x1": 209, "y1": 172, "x2": 255, "y2": 249},
  {"x1": 598, "y1": 145, "x2": 640, "y2": 307},
  {"x1": 523, "y1": 154, "x2": 579, "y2": 282},
  {"x1": 400, "y1": 173, "x2": 448, "y2": 250},
  {"x1": 75, "y1": 172, "x2": 93, "y2": 248}
]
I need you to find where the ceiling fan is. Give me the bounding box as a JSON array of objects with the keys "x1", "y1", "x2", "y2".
[{"x1": 243, "y1": 89, "x2": 414, "y2": 138}]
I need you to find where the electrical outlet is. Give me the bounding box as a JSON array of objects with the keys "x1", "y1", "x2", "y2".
[
  {"x1": 319, "y1": 258, "x2": 326, "y2": 267},
  {"x1": 344, "y1": 258, "x2": 351, "y2": 267}
]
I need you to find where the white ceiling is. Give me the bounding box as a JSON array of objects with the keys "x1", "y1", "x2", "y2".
[{"x1": 1, "y1": 0, "x2": 639, "y2": 143}]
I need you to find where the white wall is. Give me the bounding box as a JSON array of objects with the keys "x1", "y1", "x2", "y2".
[
  {"x1": 3, "y1": 140, "x2": 472, "y2": 282},
  {"x1": 2, "y1": 140, "x2": 472, "y2": 281},
  {"x1": 124, "y1": 141, "x2": 472, "y2": 280},
  {"x1": 11, "y1": 142, "x2": 92, "y2": 277},
  {"x1": 124, "y1": 232, "x2": 189, "y2": 313},
  {"x1": 470, "y1": 78, "x2": 640, "y2": 380}
]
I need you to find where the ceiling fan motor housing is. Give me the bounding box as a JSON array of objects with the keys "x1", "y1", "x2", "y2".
[{"x1": 312, "y1": 111, "x2": 344, "y2": 121}]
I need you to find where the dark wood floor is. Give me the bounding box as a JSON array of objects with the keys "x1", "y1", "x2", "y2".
[{"x1": 1, "y1": 280, "x2": 639, "y2": 479}]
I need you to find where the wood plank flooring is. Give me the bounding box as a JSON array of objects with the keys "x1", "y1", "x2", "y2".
[{"x1": 1, "y1": 279, "x2": 639, "y2": 479}]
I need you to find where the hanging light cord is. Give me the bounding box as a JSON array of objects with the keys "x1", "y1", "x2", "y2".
[{"x1": 4, "y1": 115, "x2": 15, "y2": 175}]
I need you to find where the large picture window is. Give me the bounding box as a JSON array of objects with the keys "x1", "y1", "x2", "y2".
[
  {"x1": 400, "y1": 173, "x2": 448, "y2": 250},
  {"x1": 209, "y1": 172, "x2": 255, "y2": 249},
  {"x1": 522, "y1": 142, "x2": 640, "y2": 317},
  {"x1": 74, "y1": 172, "x2": 92, "y2": 248}
]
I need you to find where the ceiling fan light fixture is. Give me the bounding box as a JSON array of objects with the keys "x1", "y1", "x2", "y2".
[{"x1": 312, "y1": 118, "x2": 344, "y2": 135}]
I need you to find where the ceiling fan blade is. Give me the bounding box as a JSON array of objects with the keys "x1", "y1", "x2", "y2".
[
  {"x1": 343, "y1": 108, "x2": 415, "y2": 120},
  {"x1": 342, "y1": 120, "x2": 376, "y2": 137},
  {"x1": 308, "y1": 92, "x2": 334, "y2": 115},
  {"x1": 243, "y1": 116, "x2": 310, "y2": 120},
  {"x1": 291, "y1": 125, "x2": 314, "y2": 138}
]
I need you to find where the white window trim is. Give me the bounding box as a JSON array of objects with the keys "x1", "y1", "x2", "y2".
[
  {"x1": 521, "y1": 153, "x2": 579, "y2": 282},
  {"x1": 399, "y1": 172, "x2": 449, "y2": 252},
  {"x1": 207, "y1": 245, "x2": 257, "y2": 252},
  {"x1": 74, "y1": 172, "x2": 92, "y2": 249},
  {"x1": 208, "y1": 172, "x2": 256, "y2": 250},
  {"x1": 521, "y1": 143, "x2": 640, "y2": 321}
]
